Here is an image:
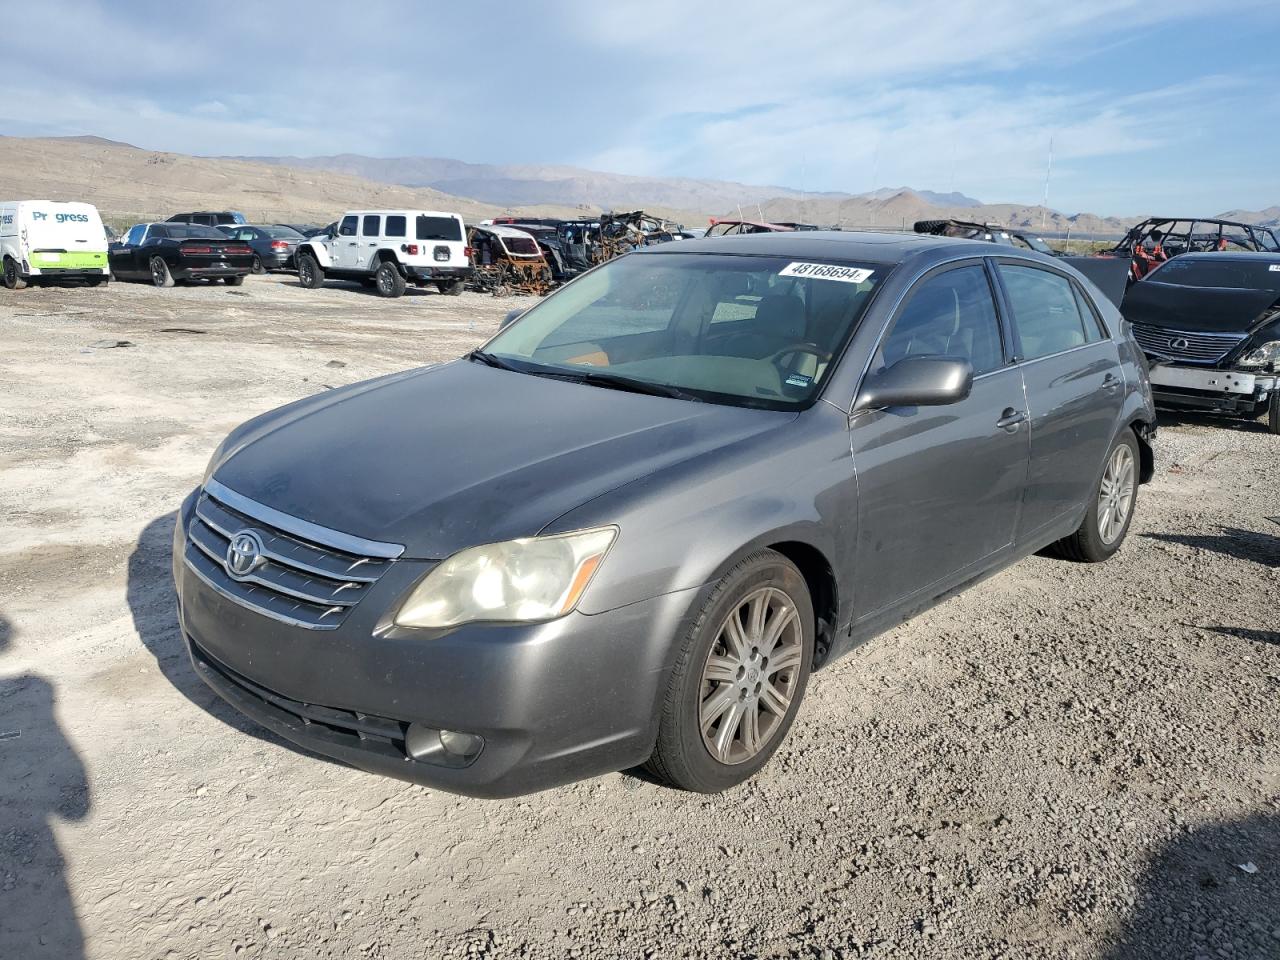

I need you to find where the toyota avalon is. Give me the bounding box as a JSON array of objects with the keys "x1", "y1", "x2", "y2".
[{"x1": 175, "y1": 231, "x2": 1156, "y2": 798}]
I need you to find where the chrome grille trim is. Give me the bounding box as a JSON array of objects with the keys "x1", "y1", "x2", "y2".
[
  {"x1": 185, "y1": 481, "x2": 402, "y2": 630},
  {"x1": 1130, "y1": 324, "x2": 1248, "y2": 364}
]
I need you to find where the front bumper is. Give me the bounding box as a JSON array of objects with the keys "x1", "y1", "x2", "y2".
[
  {"x1": 173, "y1": 491, "x2": 697, "y2": 798},
  {"x1": 1148, "y1": 363, "x2": 1276, "y2": 415}
]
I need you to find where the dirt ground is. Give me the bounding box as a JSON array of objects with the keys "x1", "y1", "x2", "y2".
[{"x1": 1, "y1": 275, "x2": 1277, "y2": 960}]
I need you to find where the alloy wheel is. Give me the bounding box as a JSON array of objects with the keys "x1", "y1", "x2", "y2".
[
  {"x1": 699, "y1": 586, "x2": 803, "y2": 765},
  {"x1": 1097, "y1": 443, "x2": 1136, "y2": 544}
]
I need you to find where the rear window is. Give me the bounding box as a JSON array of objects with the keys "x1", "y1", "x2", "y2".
[
  {"x1": 385, "y1": 215, "x2": 406, "y2": 237},
  {"x1": 505, "y1": 235, "x2": 540, "y2": 255},
  {"x1": 1148, "y1": 258, "x2": 1280, "y2": 292},
  {"x1": 167, "y1": 224, "x2": 226, "y2": 239},
  {"x1": 417, "y1": 215, "x2": 463, "y2": 241},
  {"x1": 263, "y1": 226, "x2": 302, "y2": 238}
]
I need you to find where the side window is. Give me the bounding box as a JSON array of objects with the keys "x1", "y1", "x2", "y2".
[
  {"x1": 362, "y1": 215, "x2": 381, "y2": 237},
  {"x1": 385, "y1": 215, "x2": 406, "y2": 238},
  {"x1": 876, "y1": 265, "x2": 1004, "y2": 376},
  {"x1": 148, "y1": 225, "x2": 168, "y2": 241},
  {"x1": 125, "y1": 225, "x2": 145, "y2": 246},
  {"x1": 999, "y1": 264, "x2": 1094, "y2": 360},
  {"x1": 339, "y1": 215, "x2": 358, "y2": 237},
  {"x1": 1071, "y1": 283, "x2": 1108, "y2": 341}
]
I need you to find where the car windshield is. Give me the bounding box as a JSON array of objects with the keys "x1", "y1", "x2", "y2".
[
  {"x1": 479, "y1": 252, "x2": 886, "y2": 410},
  {"x1": 1148, "y1": 258, "x2": 1280, "y2": 292}
]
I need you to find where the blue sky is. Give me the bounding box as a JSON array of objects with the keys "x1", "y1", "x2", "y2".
[{"x1": 4, "y1": 0, "x2": 1278, "y2": 215}]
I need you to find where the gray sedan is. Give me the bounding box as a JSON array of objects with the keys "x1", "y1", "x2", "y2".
[{"x1": 174, "y1": 231, "x2": 1156, "y2": 797}]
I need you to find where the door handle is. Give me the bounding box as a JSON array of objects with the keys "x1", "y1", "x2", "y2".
[
  {"x1": 1102, "y1": 373, "x2": 1121, "y2": 393},
  {"x1": 996, "y1": 408, "x2": 1027, "y2": 431}
]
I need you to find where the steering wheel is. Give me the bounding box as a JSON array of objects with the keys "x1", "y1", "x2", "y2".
[{"x1": 768, "y1": 342, "x2": 832, "y2": 383}]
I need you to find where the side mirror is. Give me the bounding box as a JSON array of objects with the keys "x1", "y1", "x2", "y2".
[
  {"x1": 500, "y1": 308, "x2": 525, "y2": 330},
  {"x1": 853, "y1": 356, "x2": 973, "y2": 412}
]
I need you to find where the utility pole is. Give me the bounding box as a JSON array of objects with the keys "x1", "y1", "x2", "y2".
[{"x1": 1041, "y1": 136, "x2": 1054, "y2": 231}]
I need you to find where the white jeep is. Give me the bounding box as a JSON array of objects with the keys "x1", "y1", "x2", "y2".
[{"x1": 295, "y1": 210, "x2": 472, "y2": 297}]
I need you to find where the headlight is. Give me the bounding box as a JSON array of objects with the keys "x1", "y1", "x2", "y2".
[
  {"x1": 1238, "y1": 340, "x2": 1280, "y2": 368},
  {"x1": 394, "y1": 527, "x2": 617, "y2": 629}
]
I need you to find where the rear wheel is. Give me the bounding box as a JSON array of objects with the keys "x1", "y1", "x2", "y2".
[
  {"x1": 224, "y1": 275, "x2": 245, "y2": 287},
  {"x1": 646, "y1": 550, "x2": 814, "y2": 792},
  {"x1": 3, "y1": 257, "x2": 27, "y2": 290},
  {"x1": 86, "y1": 276, "x2": 107, "y2": 287},
  {"x1": 375, "y1": 260, "x2": 406, "y2": 298},
  {"x1": 296, "y1": 252, "x2": 324, "y2": 289},
  {"x1": 437, "y1": 279, "x2": 464, "y2": 296},
  {"x1": 150, "y1": 256, "x2": 174, "y2": 288},
  {"x1": 1050, "y1": 429, "x2": 1139, "y2": 562},
  {"x1": 251, "y1": 255, "x2": 264, "y2": 275}
]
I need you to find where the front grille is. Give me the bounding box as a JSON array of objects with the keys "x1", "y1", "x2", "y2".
[
  {"x1": 184, "y1": 484, "x2": 400, "y2": 630},
  {"x1": 1131, "y1": 324, "x2": 1248, "y2": 364}
]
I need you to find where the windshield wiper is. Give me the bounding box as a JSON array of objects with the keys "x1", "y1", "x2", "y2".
[
  {"x1": 574, "y1": 371, "x2": 697, "y2": 401},
  {"x1": 468, "y1": 349, "x2": 521, "y2": 371}
]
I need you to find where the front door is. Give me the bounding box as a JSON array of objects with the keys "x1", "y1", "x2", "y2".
[
  {"x1": 993, "y1": 260, "x2": 1125, "y2": 543},
  {"x1": 852, "y1": 261, "x2": 1029, "y2": 622},
  {"x1": 334, "y1": 215, "x2": 360, "y2": 271}
]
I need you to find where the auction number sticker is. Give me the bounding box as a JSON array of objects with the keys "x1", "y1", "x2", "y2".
[
  {"x1": 1269, "y1": 265, "x2": 1280, "y2": 272},
  {"x1": 779, "y1": 262, "x2": 874, "y2": 283}
]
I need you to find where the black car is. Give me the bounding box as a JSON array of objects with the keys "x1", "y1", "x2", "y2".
[
  {"x1": 167, "y1": 211, "x2": 247, "y2": 227},
  {"x1": 109, "y1": 223, "x2": 254, "y2": 287},
  {"x1": 1123, "y1": 252, "x2": 1280, "y2": 432},
  {"x1": 216, "y1": 224, "x2": 304, "y2": 273}
]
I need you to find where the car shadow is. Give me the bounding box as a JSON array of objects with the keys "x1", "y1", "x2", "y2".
[
  {"x1": 0, "y1": 612, "x2": 90, "y2": 958},
  {"x1": 127, "y1": 513, "x2": 343, "y2": 768},
  {"x1": 1100, "y1": 811, "x2": 1279, "y2": 959},
  {"x1": 275, "y1": 279, "x2": 445, "y2": 296},
  {"x1": 1199, "y1": 624, "x2": 1280, "y2": 646},
  {"x1": 1141, "y1": 526, "x2": 1279, "y2": 568},
  {"x1": 1155, "y1": 409, "x2": 1271, "y2": 435}
]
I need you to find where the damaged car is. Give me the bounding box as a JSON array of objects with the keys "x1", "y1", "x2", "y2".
[
  {"x1": 706, "y1": 218, "x2": 796, "y2": 237},
  {"x1": 468, "y1": 224, "x2": 555, "y2": 296},
  {"x1": 1124, "y1": 252, "x2": 1280, "y2": 432}
]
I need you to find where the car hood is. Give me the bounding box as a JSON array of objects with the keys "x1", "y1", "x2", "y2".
[
  {"x1": 1123, "y1": 281, "x2": 1279, "y2": 333},
  {"x1": 212, "y1": 359, "x2": 794, "y2": 559}
]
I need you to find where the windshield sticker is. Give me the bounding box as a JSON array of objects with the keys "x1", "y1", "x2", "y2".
[
  {"x1": 785, "y1": 374, "x2": 812, "y2": 387},
  {"x1": 778, "y1": 262, "x2": 874, "y2": 284}
]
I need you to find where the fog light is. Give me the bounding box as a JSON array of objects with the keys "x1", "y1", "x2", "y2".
[
  {"x1": 404, "y1": 723, "x2": 484, "y2": 767},
  {"x1": 439, "y1": 729, "x2": 484, "y2": 759}
]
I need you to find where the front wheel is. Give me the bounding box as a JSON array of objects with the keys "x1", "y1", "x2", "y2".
[
  {"x1": 374, "y1": 260, "x2": 406, "y2": 298},
  {"x1": 646, "y1": 550, "x2": 814, "y2": 792},
  {"x1": 150, "y1": 256, "x2": 174, "y2": 288},
  {"x1": 1266, "y1": 390, "x2": 1280, "y2": 435},
  {"x1": 3, "y1": 257, "x2": 27, "y2": 290},
  {"x1": 296, "y1": 252, "x2": 324, "y2": 289},
  {"x1": 1050, "y1": 429, "x2": 1140, "y2": 562}
]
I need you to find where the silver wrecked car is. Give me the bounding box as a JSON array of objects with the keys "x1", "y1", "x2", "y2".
[{"x1": 174, "y1": 231, "x2": 1156, "y2": 797}]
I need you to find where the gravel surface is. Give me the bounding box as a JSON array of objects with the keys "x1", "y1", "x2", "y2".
[{"x1": 1, "y1": 275, "x2": 1277, "y2": 959}]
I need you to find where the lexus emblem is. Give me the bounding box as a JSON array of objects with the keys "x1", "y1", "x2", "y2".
[
  {"x1": 1168, "y1": 337, "x2": 1191, "y2": 350},
  {"x1": 226, "y1": 530, "x2": 265, "y2": 579}
]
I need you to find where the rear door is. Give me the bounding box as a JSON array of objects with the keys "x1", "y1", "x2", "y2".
[
  {"x1": 852, "y1": 261, "x2": 1029, "y2": 620},
  {"x1": 359, "y1": 214, "x2": 382, "y2": 270},
  {"x1": 993, "y1": 259, "x2": 1125, "y2": 545}
]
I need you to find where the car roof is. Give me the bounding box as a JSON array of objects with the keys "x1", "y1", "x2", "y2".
[
  {"x1": 634, "y1": 230, "x2": 987, "y2": 265},
  {"x1": 343, "y1": 210, "x2": 462, "y2": 218},
  {"x1": 474, "y1": 224, "x2": 538, "y2": 239},
  {"x1": 1163, "y1": 251, "x2": 1280, "y2": 263}
]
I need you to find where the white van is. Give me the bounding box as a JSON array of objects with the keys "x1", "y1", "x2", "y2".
[
  {"x1": 294, "y1": 210, "x2": 472, "y2": 297},
  {"x1": 0, "y1": 200, "x2": 110, "y2": 289}
]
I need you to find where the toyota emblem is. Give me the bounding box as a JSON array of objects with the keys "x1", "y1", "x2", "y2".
[
  {"x1": 1168, "y1": 337, "x2": 1191, "y2": 351},
  {"x1": 226, "y1": 530, "x2": 265, "y2": 579}
]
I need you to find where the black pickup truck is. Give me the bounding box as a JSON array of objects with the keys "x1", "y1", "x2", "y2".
[{"x1": 109, "y1": 223, "x2": 254, "y2": 287}]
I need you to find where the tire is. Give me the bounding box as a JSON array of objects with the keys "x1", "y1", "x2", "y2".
[
  {"x1": 3, "y1": 257, "x2": 27, "y2": 290},
  {"x1": 224, "y1": 275, "x2": 246, "y2": 286},
  {"x1": 86, "y1": 276, "x2": 107, "y2": 287},
  {"x1": 645, "y1": 549, "x2": 814, "y2": 793},
  {"x1": 1266, "y1": 390, "x2": 1280, "y2": 435},
  {"x1": 251, "y1": 255, "x2": 264, "y2": 275},
  {"x1": 437, "y1": 279, "x2": 464, "y2": 296},
  {"x1": 150, "y1": 256, "x2": 174, "y2": 288},
  {"x1": 296, "y1": 252, "x2": 324, "y2": 289},
  {"x1": 374, "y1": 260, "x2": 406, "y2": 298},
  {"x1": 1050, "y1": 428, "x2": 1140, "y2": 562}
]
